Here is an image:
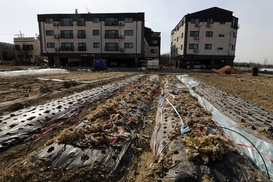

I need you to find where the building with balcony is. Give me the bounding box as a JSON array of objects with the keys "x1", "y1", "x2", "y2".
[
  {"x1": 14, "y1": 36, "x2": 41, "y2": 64},
  {"x1": 37, "y1": 11, "x2": 160, "y2": 67},
  {"x1": 171, "y1": 7, "x2": 239, "y2": 69}
]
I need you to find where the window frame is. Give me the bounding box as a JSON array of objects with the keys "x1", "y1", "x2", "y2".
[
  {"x1": 46, "y1": 30, "x2": 54, "y2": 36},
  {"x1": 77, "y1": 30, "x2": 86, "y2": 38},
  {"x1": 124, "y1": 43, "x2": 133, "y2": 48},
  {"x1": 60, "y1": 30, "x2": 74, "y2": 38},
  {"x1": 61, "y1": 42, "x2": 74, "y2": 51},
  {"x1": 78, "y1": 42, "x2": 87, "y2": 51},
  {"x1": 60, "y1": 18, "x2": 73, "y2": 26},
  {"x1": 125, "y1": 17, "x2": 133, "y2": 23},
  {"x1": 124, "y1": 30, "x2": 133, "y2": 36},
  {"x1": 189, "y1": 31, "x2": 199, "y2": 37},
  {"x1": 150, "y1": 49, "x2": 158, "y2": 53},
  {"x1": 47, "y1": 42, "x2": 55, "y2": 48},
  {"x1": 205, "y1": 44, "x2": 212, "y2": 50},
  {"x1": 93, "y1": 42, "x2": 100, "y2": 48},
  {"x1": 93, "y1": 18, "x2": 100, "y2": 23},
  {"x1": 206, "y1": 31, "x2": 213, "y2": 37},
  {"x1": 105, "y1": 30, "x2": 119, "y2": 38},
  {"x1": 77, "y1": 18, "x2": 86, "y2": 26},
  {"x1": 45, "y1": 18, "x2": 53, "y2": 23},
  {"x1": 190, "y1": 18, "x2": 200, "y2": 24},
  {"x1": 189, "y1": 44, "x2": 198, "y2": 49},
  {"x1": 93, "y1": 30, "x2": 100, "y2": 36},
  {"x1": 105, "y1": 42, "x2": 119, "y2": 51}
]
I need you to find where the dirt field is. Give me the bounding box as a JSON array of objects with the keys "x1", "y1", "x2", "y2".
[
  {"x1": 0, "y1": 67, "x2": 272, "y2": 181},
  {"x1": 190, "y1": 72, "x2": 273, "y2": 112}
]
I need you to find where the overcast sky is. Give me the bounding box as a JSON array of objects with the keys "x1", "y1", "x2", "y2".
[{"x1": 0, "y1": 0, "x2": 272, "y2": 64}]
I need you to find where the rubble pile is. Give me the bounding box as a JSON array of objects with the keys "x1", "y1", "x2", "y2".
[{"x1": 212, "y1": 65, "x2": 241, "y2": 74}]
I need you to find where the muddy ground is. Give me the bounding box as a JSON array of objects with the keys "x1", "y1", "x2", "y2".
[{"x1": 0, "y1": 67, "x2": 272, "y2": 181}]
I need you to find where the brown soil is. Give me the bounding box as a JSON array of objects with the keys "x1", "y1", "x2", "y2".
[
  {"x1": 0, "y1": 67, "x2": 272, "y2": 181},
  {"x1": 0, "y1": 71, "x2": 133, "y2": 115},
  {"x1": 190, "y1": 72, "x2": 273, "y2": 112}
]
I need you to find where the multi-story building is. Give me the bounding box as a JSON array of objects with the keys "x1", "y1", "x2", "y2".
[
  {"x1": 171, "y1": 7, "x2": 239, "y2": 69},
  {"x1": 37, "y1": 11, "x2": 160, "y2": 67},
  {"x1": 14, "y1": 36, "x2": 41, "y2": 64}
]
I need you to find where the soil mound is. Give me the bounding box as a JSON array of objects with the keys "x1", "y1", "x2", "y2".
[{"x1": 213, "y1": 65, "x2": 241, "y2": 74}]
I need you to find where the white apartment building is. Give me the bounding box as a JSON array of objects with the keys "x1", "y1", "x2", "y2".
[
  {"x1": 171, "y1": 7, "x2": 239, "y2": 69},
  {"x1": 37, "y1": 11, "x2": 160, "y2": 67}
]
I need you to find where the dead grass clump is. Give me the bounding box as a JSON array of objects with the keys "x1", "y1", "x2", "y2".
[
  {"x1": 8, "y1": 103, "x2": 24, "y2": 112},
  {"x1": 63, "y1": 81, "x2": 77, "y2": 88},
  {"x1": 39, "y1": 85, "x2": 52, "y2": 94},
  {"x1": 212, "y1": 65, "x2": 241, "y2": 74}
]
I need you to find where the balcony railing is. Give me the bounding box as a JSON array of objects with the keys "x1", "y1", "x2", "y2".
[
  {"x1": 104, "y1": 34, "x2": 119, "y2": 39},
  {"x1": 104, "y1": 46, "x2": 119, "y2": 51},
  {"x1": 60, "y1": 34, "x2": 74, "y2": 39},
  {"x1": 60, "y1": 47, "x2": 74, "y2": 51},
  {"x1": 78, "y1": 46, "x2": 87, "y2": 51},
  {"x1": 77, "y1": 34, "x2": 86, "y2": 38}
]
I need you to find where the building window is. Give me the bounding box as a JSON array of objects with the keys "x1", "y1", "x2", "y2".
[
  {"x1": 105, "y1": 18, "x2": 119, "y2": 26},
  {"x1": 61, "y1": 43, "x2": 74, "y2": 51},
  {"x1": 181, "y1": 33, "x2": 183, "y2": 38},
  {"x1": 93, "y1": 42, "x2": 100, "y2": 48},
  {"x1": 190, "y1": 31, "x2": 199, "y2": 37},
  {"x1": 93, "y1": 30, "x2": 99, "y2": 36},
  {"x1": 46, "y1": 30, "x2": 54, "y2": 36},
  {"x1": 231, "y1": 45, "x2": 235, "y2": 50},
  {"x1": 207, "y1": 19, "x2": 214, "y2": 24},
  {"x1": 124, "y1": 43, "x2": 133, "y2": 48},
  {"x1": 205, "y1": 44, "x2": 212, "y2": 50},
  {"x1": 77, "y1": 30, "x2": 86, "y2": 38},
  {"x1": 232, "y1": 18, "x2": 239, "y2": 29},
  {"x1": 60, "y1": 30, "x2": 73, "y2": 38},
  {"x1": 219, "y1": 34, "x2": 225, "y2": 37},
  {"x1": 191, "y1": 18, "x2": 200, "y2": 24},
  {"x1": 60, "y1": 18, "x2": 73, "y2": 26},
  {"x1": 77, "y1": 18, "x2": 86, "y2": 26},
  {"x1": 45, "y1": 18, "x2": 53, "y2": 23},
  {"x1": 217, "y1": 47, "x2": 223, "y2": 50},
  {"x1": 189, "y1": 44, "x2": 198, "y2": 49},
  {"x1": 125, "y1": 17, "x2": 133, "y2": 23},
  {"x1": 151, "y1": 49, "x2": 157, "y2": 53},
  {"x1": 181, "y1": 44, "x2": 183, "y2": 50},
  {"x1": 105, "y1": 43, "x2": 119, "y2": 51},
  {"x1": 22, "y1": 45, "x2": 33, "y2": 51},
  {"x1": 93, "y1": 18, "x2": 99, "y2": 23},
  {"x1": 78, "y1": 43, "x2": 86, "y2": 51},
  {"x1": 151, "y1": 40, "x2": 158, "y2": 45},
  {"x1": 233, "y1": 32, "x2": 236, "y2": 38},
  {"x1": 47, "y1": 43, "x2": 55, "y2": 48},
  {"x1": 206, "y1": 31, "x2": 213, "y2": 37},
  {"x1": 105, "y1": 30, "x2": 118, "y2": 38},
  {"x1": 124, "y1": 30, "x2": 133, "y2": 36}
]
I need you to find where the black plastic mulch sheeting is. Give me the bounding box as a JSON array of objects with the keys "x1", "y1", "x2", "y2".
[
  {"x1": 32, "y1": 75, "x2": 159, "y2": 174},
  {"x1": 0, "y1": 75, "x2": 143, "y2": 152},
  {"x1": 150, "y1": 77, "x2": 269, "y2": 182}
]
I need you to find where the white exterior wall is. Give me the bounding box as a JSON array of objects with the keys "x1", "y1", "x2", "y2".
[
  {"x1": 40, "y1": 20, "x2": 143, "y2": 54},
  {"x1": 186, "y1": 22, "x2": 237, "y2": 55},
  {"x1": 171, "y1": 22, "x2": 238, "y2": 58}
]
